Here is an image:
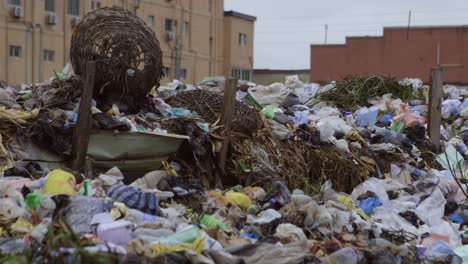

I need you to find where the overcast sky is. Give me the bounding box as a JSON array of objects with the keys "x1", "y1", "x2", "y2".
[{"x1": 224, "y1": 0, "x2": 468, "y2": 70}]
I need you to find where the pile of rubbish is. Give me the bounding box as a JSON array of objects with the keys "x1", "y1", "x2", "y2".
[{"x1": 0, "y1": 70, "x2": 467, "y2": 263}]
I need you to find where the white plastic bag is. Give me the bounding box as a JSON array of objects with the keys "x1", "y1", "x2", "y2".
[
  {"x1": 248, "y1": 83, "x2": 290, "y2": 106},
  {"x1": 415, "y1": 188, "x2": 446, "y2": 227},
  {"x1": 351, "y1": 177, "x2": 389, "y2": 205}
]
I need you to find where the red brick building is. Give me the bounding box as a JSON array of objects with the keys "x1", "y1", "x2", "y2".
[{"x1": 310, "y1": 26, "x2": 468, "y2": 84}]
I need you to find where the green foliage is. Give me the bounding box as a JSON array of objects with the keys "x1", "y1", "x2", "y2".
[{"x1": 320, "y1": 75, "x2": 424, "y2": 110}]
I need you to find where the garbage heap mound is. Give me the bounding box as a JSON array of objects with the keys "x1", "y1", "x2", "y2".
[
  {"x1": 1, "y1": 69, "x2": 467, "y2": 263},
  {"x1": 1, "y1": 25, "x2": 468, "y2": 263}
]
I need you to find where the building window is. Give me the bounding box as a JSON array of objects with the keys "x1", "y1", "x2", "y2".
[
  {"x1": 67, "y1": 0, "x2": 79, "y2": 16},
  {"x1": 162, "y1": 67, "x2": 170, "y2": 77},
  {"x1": 9, "y1": 46, "x2": 21, "y2": 57},
  {"x1": 182, "y1": 21, "x2": 189, "y2": 36},
  {"x1": 43, "y1": 49, "x2": 55, "y2": 62},
  {"x1": 239, "y1": 33, "x2": 247, "y2": 47},
  {"x1": 91, "y1": 1, "x2": 101, "y2": 10},
  {"x1": 8, "y1": 0, "x2": 21, "y2": 6},
  {"x1": 45, "y1": 0, "x2": 55, "y2": 12},
  {"x1": 147, "y1": 15, "x2": 154, "y2": 27},
  {"x1": 180, "y1": 69, "x2": 187, "y2": 79},
  {"x1": 232, "y1": 68, "x2": 251, "y2": 81},
  {"x1": 165, "y1": 18, "x2": 173, "y2": 32}
]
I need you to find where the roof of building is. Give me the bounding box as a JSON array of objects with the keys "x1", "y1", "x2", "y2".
[
  {"x1": 224, "y1": 11, "x2": 257, "y2": 22},
  {"x1": 254, "y1": 69, "x2": 309, "y2": 74},
  {"x1": 310, "y1": 25, "x2": 468, "y2": 47}
]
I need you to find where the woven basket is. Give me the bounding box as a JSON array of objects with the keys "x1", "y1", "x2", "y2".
[
  {"x1": 169, "y1": 90, "x2": 263, "y2": 135},
  {"x1": 70, "y1": 7, "x2": 163, "y2": 112}
]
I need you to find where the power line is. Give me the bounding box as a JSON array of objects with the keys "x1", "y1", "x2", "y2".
[
  {"x1": 259, "y1": 8, "x2": 468, "y2": 21},
  {"x1": 257, "y1": 16, "x2": 468, "y2": 29},
  {"x1": 255, "y1": 17, "x2": 468, "y2": 33}
]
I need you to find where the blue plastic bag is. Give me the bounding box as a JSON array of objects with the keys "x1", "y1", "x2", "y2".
[
  {"x1": 359, "y1": 197, "x2": 382, "y2": 216},
  {"x1": 379, "y1": 112, "x2": 393, "y2": 125}
]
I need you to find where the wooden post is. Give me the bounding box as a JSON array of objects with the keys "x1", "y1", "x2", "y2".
[
  {"x1": 217, "y1": 78, "x2": 238, "y2": 187},
  {"x1": 428, "y1": 67, "x2": 443, "y2": 152},
  {"x1": 72, "y1": 61, "x2": 96, "y2": 172}
]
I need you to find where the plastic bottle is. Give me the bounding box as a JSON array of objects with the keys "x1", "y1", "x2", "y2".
[
  {"x1": 199, "y1": 214, "x2": 226, "y2": 230},
  {"x1": 201, "y1": 232, "x2": 223, "y2": 250},
  {"x1": 126, "y1": 208, "x2": 175, "y2": 230},
  {"x1": 31, "y1": 218, "x2": 51, "y2": 242},
  {"x1": 166, "y1": 225, "x2": 201, "y2": 243},
  {"x1": 403, "y1": 164, "x2": 428, "y2": 178},
  {"x1": 374, "y1": 127, "x2": 406, "y2": 144},
  {"x1": 321, "y1": 247, "x2": 361, "y2": 264},
  {"x1": 457, "y1": 142, "x2": 468, "y2": 156}
]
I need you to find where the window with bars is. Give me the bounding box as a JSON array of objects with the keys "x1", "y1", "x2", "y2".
[
  {"x1": 8, "y1": 0, "x2": 21, "y2": 6},
  {"x1": 91, "y1": 1, "x2": 102, "y2": 10},
  {"x1": 180, "y1": 69, "x2": 187, "y2": 79},
  {"x1": 182, "y1": 21, "x2": 189, "y2": 36},
  {"x1": 45, "y1": 0, "x2": 55, "y2": 12},
  {"x1": 9, "y1": 46, "x2": 21, "y2": 57},
  {"x1": 67, "y1": 0, "x2": 79, "y2": 15},
  {"x1": 162, "y1": 67, "x2": 170, "y2": 77},
  {"x1": 43, "y1": 49, "x2": 55, "y2": 62},
  {"x1": 239, "y1": 33, "x2": 247, "y2": 47},
  {"x1": 165, "y1": 18, "x2": 173, "y2": 32},
  {"x1": 232, "y1": 68, "x2": 251, "y2": 81},
  {"x1": 147, "y1": 15, "x2": 155, "y2": 27}
]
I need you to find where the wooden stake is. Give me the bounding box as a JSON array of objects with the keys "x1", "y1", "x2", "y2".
[
  {"x1": 217, "y1": 78, "x2": 238, "y2": 188},
  {"x1": 72, "y1": 61, "x2": 96, "y2": 172},
  {"x1": 428, "y1": 67, "x2": 443, "y2": 152}
]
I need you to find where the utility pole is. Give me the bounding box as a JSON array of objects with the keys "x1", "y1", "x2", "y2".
[
  {"x1": 175, "y1": 37, "x2": 181, "y2": 79},
  {"x1": 406, "y1": 10, "x2": 412, "y2": 40},
  {"x1": 324, "y1": 24, "x2": 328, "y2": 44}
]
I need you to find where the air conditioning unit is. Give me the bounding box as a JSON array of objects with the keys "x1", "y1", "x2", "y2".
[
  {"x1": 71, "y1": 17, "x2": 81, "y2": 28},
  {"x1": 10, "y1": 6, "x2": 24, "y2": 18},
  {"x1": 46, "y1": 14, "x2": 57, "y2": 25},
  {"x1": 165, "y1": 31, "x2": 176, "y2": 41}
]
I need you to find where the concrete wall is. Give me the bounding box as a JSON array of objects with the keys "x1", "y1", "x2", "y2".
[
  {"x1": 253, "y1": 69, "x2": 310, "y2": 85},
  {"x1": 223, "y1": 14, "x2": 255, "y2": 78},
  {"x1": 310, "y1": 26, "x2": 468, "y2": 84},
  {"x1": 0, "y1": 0, "x2": 254, "y2": 86}
]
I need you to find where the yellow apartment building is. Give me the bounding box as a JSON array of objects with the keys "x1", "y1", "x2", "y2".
[{"x1": 0, "y1": 0, "x2": 256, "y2": 86}]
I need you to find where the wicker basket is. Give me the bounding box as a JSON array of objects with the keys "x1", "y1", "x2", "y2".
[
  {"x1": 70, "y1": 7, "x2": 163, "y2": 112},
  {"x1": 169, "y1": 90, "x2": 263, "y2": 135}
]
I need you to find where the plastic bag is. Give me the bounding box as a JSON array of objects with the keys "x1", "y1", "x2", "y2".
[
  {"x1": 321, "y1": 247, "x2": 362, "y2": 264},
  {"x1": 444, "y1": 85, "x2": 460, "y2": 99},
  {"x1": 285, "y1": 75, "x2": 304, "y2": 89},
  {"x1": 415, "y1": 188, "x2": 446, "y2": 227},
  {"x1": 275, "y1": 223, "x2": 307, "y2": 244},
  {"x1": 42, "y1": 169, "x2": 77, "y2": 196},
  {"x1": 293, "y1": 111, "x2": 309, "y2": 126},
  {"x1": 436, "y1": 145, "x2": 464, "y2": 171},
  {"x1": 355, "y1": 106, "x2": 379, "y2": 127},
  {"x1": 425, "y1": 240, "x2": 453, "y2": 260},
  {"x1": 393, "y1": 104, "x2": 425, "y2": 127},
  {"x1": 261, "y1": 105, "x2": 277, "y2": 119},
  {"x1": 379, "y1": 112, "x2": 393, "y2": 125},
  {"x1": 248, "y1": 209, "x2": 281, "y2": 225},
  {"x1": 248, "y1": 83, "x2": 290, "y2": 106},
  {"x1": 430, "y1": 220, "x2": 462, "y2": 248},
  {"x1": 317, "y1": 116, "x2": 352, "y2": 140},
  {"x1": 351, "y1": 177, "x2": 389, "y2": 205},
  {"x1": 441, "y1": 99, "x2": 462, "y2": 119},
  {"x1": 152, "y1": 237, "x2": 205, "y2": 255},
  {"x1": 226, "y1": 192, "x2": 252, "y2": 211},
  {"x1": 359, "y1": 197, "x2": 382, "y2": 216}
]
